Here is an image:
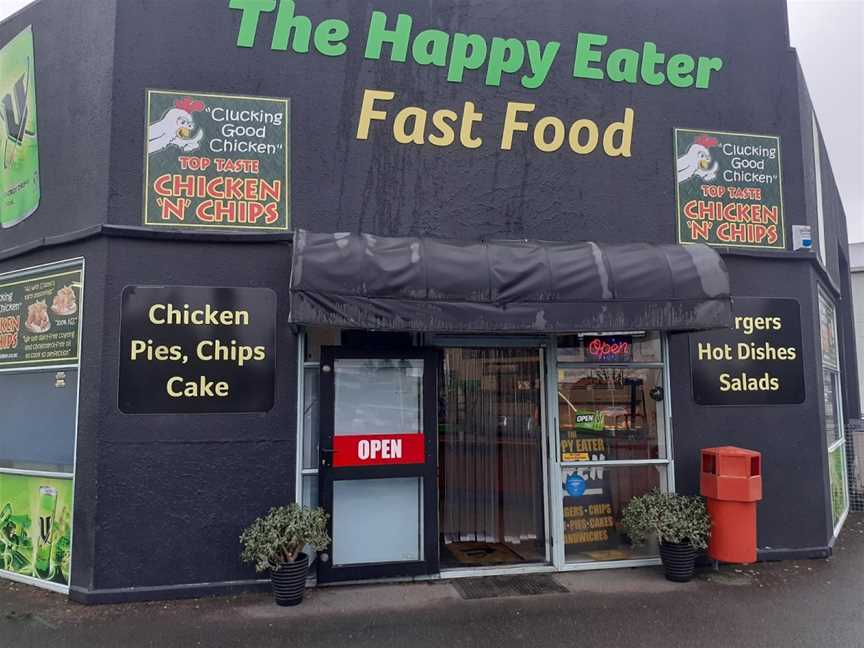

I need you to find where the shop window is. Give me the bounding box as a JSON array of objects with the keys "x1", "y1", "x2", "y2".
[
  {"x1": 299, "y1": 327, "x2": 344, "y2": 509},
  {"x1": 819, "y1": 295, "x2": 839, "y2": 371},
  {"x1": 0, "y1": 370, "x2": 78, "y2": 474},
  {"x1": 829, "y1": 445, "x2": 848, "y2": 528},
  {"x1": 553, "y1": 331, "x2": 670, "y2": 566},
  {"x1": 557, "y1": 367, "x2": 665, "y2": 462},
  {"x1": 812, "y1": 111, "x2": 826, "y2": 267},
  {"x1": 823, "y1": 369, "x2": 842, "y2": 446},
  {"x1": 0, "y1": 258, "x2": 83, "y2": 591},
  {"x1": 302, "y1": 474, "x2": 318, "y2": 510},
  {"x1": 562, "y1": 465, "x2": 664, "y2": 563},
  {"x1": 819, "y1": 290, "x2": 849, "y2": 533},
  {"x1": 302, "y1": 366, "x2": 320, "y2": 471},
  {"x1": 298, "y1": 329, "x2": 331, "y2": 509}
]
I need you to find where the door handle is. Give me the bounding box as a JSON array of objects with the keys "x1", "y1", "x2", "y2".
[{"x1": 320, "y1": 447, "x2": 335, "y2": 467}]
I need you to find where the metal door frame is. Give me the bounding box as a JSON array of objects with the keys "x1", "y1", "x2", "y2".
[
  {"x1": 548, "y1": 334, "x2": 674, "y2": 572},
  {"x1": 429, "y1": 337, "x2": 553, "y2": 576},
  {"x1": 317, "y1": 346, "x2": 439, "y2": 583}
]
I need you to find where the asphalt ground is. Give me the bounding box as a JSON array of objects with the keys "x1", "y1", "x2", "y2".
[{"x1": 3, "y1": 514, "x2": 864, "y2": 647}]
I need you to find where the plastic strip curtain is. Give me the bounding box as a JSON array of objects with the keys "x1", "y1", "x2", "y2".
[{"x1": 440, "y1": 348, "x2": 544, "y2": 546}]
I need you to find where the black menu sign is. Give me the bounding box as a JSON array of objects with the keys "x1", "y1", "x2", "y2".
[
  {"x1": 690, "y1": 298, "x2": 804, "y2": 405},
  {"x1": 119, "y1": 286, "x2": 276, "y2": 413}
]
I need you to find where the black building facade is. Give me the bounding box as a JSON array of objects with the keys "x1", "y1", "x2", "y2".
[{"x1": 0, "y1": 0, "x2": 857, "y2": 603}]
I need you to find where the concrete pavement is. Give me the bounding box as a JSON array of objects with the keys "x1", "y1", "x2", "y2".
[{"x1": 3, "y1": 514, "x2": 864, "y2": 647}]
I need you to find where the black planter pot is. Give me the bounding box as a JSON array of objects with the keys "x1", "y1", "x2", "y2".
[
  {"x1": 271, "y1": 553, "x2": 309, "y2": 606},
  {"x1": 659, "y1": 541, "x2": 696, "y2": 582}
]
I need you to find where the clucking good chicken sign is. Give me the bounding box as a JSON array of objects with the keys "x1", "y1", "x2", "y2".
[
  {"x1": 143, "y1": 90, "x2": 290, "y2": 231},
  {"x1": 675, "y1": 129, "x2": 784, "y2": 250}
]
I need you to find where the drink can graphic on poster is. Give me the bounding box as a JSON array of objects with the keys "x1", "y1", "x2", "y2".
[
  {"x1": 0, "y1": 474, "x2": 72, "y2": 586},
  {"x1": 34, "y1": 485, "x2": 57, "y2": 575},
  {"x1": 0, "y1": 26, "x2": 40, "y2": 229}
]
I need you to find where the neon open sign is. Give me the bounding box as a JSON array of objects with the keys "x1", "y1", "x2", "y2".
[{"x1": 585, "y1": 336, "x2": 633, "y2": 363}]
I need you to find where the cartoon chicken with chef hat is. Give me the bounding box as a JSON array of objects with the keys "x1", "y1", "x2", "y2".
[
  {"x1": 148, "y1": 96, "x2": 205, "y2": 155},
  {"x1": 677, "y1": 134, "x2": 719, "y2": 184}
]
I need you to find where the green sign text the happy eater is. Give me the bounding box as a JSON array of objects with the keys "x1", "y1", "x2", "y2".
[{"x1": 229, "y1": 1, "x2": 725, "y2": 92}]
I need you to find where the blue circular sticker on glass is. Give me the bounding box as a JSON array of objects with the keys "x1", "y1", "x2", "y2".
[{"x1": 565, "y1": 473, "x2": 586, "y2": 497}]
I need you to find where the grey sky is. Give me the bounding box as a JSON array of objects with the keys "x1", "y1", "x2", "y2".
[
  {"x1": 0, "y1": 0, "x2": 861, "y2": 241},
  {"x1": 0, "y1": 0, "x2": 28, "y2": 21},
  {"x1": 788, "y1": 0, "x2": 864, "y2": 242}
]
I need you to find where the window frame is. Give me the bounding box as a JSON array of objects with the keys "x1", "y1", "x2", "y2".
[
  {"x1": 0, "y1": 257, "x2": 85, "y2": 480},
  {"x1": 818, "y1": 289, "x2": 849, "y2": 537},
  {"x1": 812, "y1": 111, "x2": 827, "y2": 267},
  {"x1": 295, "y1": 331, "x2": 320, "y2": 508},
  {"x1": 296, "y1": 330, "x2": 676, "y2": 574},
  {"x1": 0, "y1": 257, "x2": 84, "y2": 595},
  {"x1": 556, "y1": 364, "x2": 669, "y2": 467},
  {"x1": 547, "y1": 333, "x2": 674, "y2": 571}
]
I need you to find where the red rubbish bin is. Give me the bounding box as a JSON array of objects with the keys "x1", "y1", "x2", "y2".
[{"x1": 699, "y1": 446, "x2": 762, "y2": 564}]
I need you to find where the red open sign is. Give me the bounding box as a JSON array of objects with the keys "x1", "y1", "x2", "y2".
[
  {"x1": 333, "y1": 433, "x2": 426, "y2": 467},
  {"x1": 585, "y1": 336, "x2": 633, "y2": 362}
]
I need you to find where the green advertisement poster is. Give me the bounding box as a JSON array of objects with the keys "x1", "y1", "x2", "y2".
[
  {"x1": 829, "y1": 445, "x2": 848, "y2": 527},
  {"x1": 143, "y1": 89, "x2": 290, "y2": 231},
  {"x1": 0, "y1": 473, "x2": 72, "y2": 586},
  {"x1": 0, "y1": 26, "x2": 40, "y2": 229},
  {"x1": 0, "y1": 265, "x2": 82, "y2": 369},
  {"x1": 675, "y1": 129, "x2": 784, "y2": 250}
]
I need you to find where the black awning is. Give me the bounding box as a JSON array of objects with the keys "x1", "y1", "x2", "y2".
[{"x1": 289, "y1": 230, "x2": 732, "y2": 334}]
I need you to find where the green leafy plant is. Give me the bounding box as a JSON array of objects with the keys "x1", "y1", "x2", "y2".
[
  {"x1": 621, "y1": 489, "x2": 711, "y2": 550},
  {"x1": 240, "y1": 504, "x2": 331, "y2": 573}
]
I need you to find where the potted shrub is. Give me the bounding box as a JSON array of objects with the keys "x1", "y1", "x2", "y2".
[
  {"x1": 240, "y1": 504, "x2": 331, "y2": 606},
  {"x1": 621, "y1": 489, "x2": 711, "y2": 582}
]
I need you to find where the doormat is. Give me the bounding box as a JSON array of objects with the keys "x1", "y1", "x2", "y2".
[
  {"x1": 451, "y1": 574, "x2": 569, "y2": 600},
  {"x1": 444, "y1": 542, "x2": 524, "y2": 566},
  {"x1": 583, "y1": 549, "x2": 632, "y2": 562}
]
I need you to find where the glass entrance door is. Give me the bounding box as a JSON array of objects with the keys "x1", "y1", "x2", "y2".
[
  {"x1": 318, "y1": 348, "x2": 439, "y2": 583},
  {"x1": 553, "y1": 334, "x2": 671, "y2": 566},
  {"x1": 438, "y1": 348, "x2": 548, "y2": 569}
]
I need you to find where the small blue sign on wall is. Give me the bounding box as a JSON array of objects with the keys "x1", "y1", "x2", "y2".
[{"x1": 565, "y1": 473, "x2": 586, "y2": 497}]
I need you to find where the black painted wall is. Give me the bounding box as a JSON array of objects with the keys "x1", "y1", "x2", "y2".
[
  {"x1": 670, "y1": 258, "x2": 829, "y2": 553},
  {"x1": 84, "y1": 237, "x2": 296, "y2": 594},
  {"x1": 0, "y1": 0, "x2": 857, "y2": 598},
  {"x1": 106, "y1": 0, "x2": 798, "y2": 243}
]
